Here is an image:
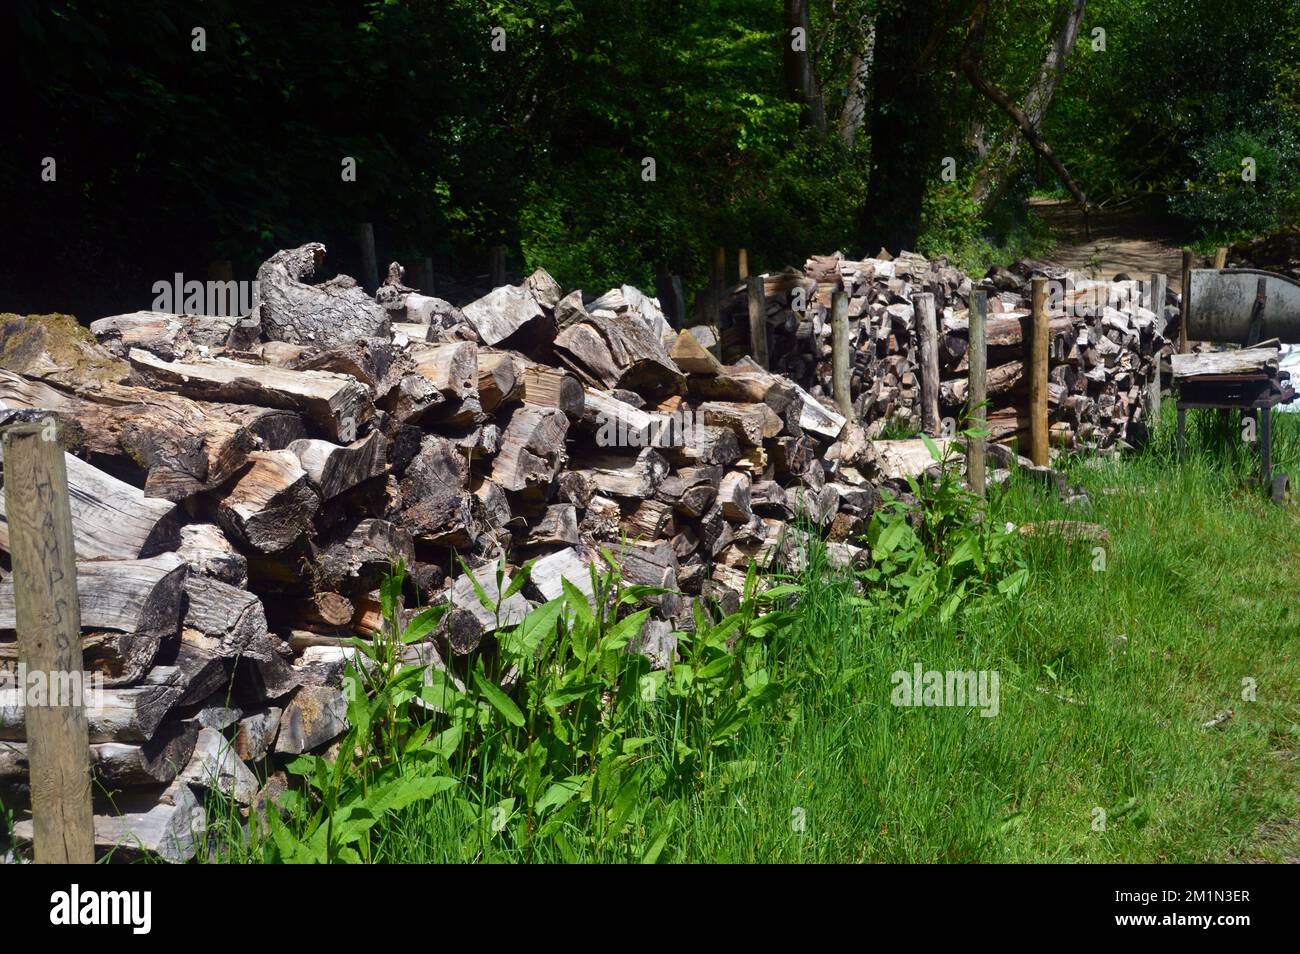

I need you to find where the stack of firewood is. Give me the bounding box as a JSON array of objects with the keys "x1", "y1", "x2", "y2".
[
  {"x1": 0, "y1": 243, "x2": 890, "y2": 861},
  {"x1": 723, "y1": 250, "x2": 1175, "y2": 450}
]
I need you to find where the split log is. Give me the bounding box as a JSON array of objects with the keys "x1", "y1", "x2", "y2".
[
  {"x1": 182, "y1": 575, "x2": 273, "y2": 661},
  {"x1": 317, "y1": 519, "x2": 416, "y2": 594},
  {"x1": 476, "y1": 351, "x2": 523, "y2": 411},
  {"x1": 0, "y1": 553, "x2": 186, "y2": 653},
  {"x1": 273, "y1": 686, "x2": 349, "y2": 755},
  {"x1": 0, "y1": 720, "x2": 199, "y2": 788},
  {"x1": 398, "y1": 436, "x2": 474, "y2": 546},
  {"x1": 554, "y1": 311, "x2": 685, "y2": 399},
  {"x1": 528, "y1": 547, "x2": 598, "y2": 606},
  {"x1": 178, "y1": 726, "x2": 259, "y2": 805},
  {"x1": 571, "y1": 447, "x2": 668, "y2": 498},
  {"x1": 89, "y1": 311, "x2": 240, "y2": 361},
  {"x1": 408, "y1": 340, "x2": 479, "y2": 400},
  {"x1": 129, "y1": 349, "x2": 373, "y2": 443},
  {"x1": 462, "y1": 268, "x2": 561, "y2": 346},
  {"x1": 492, "y1": 404, "x2": 569, "y2": 493},
  {"x1": 701, "y1": 401, "x2": 783, "y2": 446},
  {"x1": 717, "y1": 471, "x2": 754, "y2": 523},
  {"x1": 177, "y1": 523, "x2": 249, "y2": 588},
  {"x1": 217, "y1": 449, "x2": 321, "y2": 553},
  {"x1": 518, "y1": 364, "x2": 585, "y2": 418},
  {"x1": 1, "y1": 666, "x2": 185, "y2": 743},
  {"x1": 0, "y1": 449, "x2": 179, "y2": 560},
  {"x1": 289, "y1": 431, "x2": 386, "y2": 500}
]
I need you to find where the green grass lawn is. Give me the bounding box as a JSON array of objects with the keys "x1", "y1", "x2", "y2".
[{"x1": 220, "y1": 405, "x2": 1300, "y2": 864}]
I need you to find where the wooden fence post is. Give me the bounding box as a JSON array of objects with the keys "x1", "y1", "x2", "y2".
[
  {"x1": 746, "y1": 276, "x2": 769, "y2": 370},
  {"x1": 831, "y1": 290, "x2": 852, "y2": 416},
  {"x1": 913, "y1": 292, "x2": 941, "y2": 436},
  {"x1": 1027, "y1": 277, "x2": 1050, "y2": 466},
  {"x1": 357, "y1": 223, "x2": 379, "y2": 293},
  {"x1": 1148, "y1": 272, "x2": 1167, "y2": 422},
  {"x1": 2, "y1": 425, "x2": 94, "y2": 863},
  {"x1": 737, "y1": 248, "x2": 749, "y2": 282},
  {"x1": 968, "y1": 290, "x2": 988, "y2": 497},
  {"x1": 1180, "y1": 249, "x2": 1194, "y2": 353},
  {"x1": 1213, "y1": 246, "x2": 1228, "y2": 269},
  {"x1": 489, "y1": 244, "x2": 507, "y2": 288}
]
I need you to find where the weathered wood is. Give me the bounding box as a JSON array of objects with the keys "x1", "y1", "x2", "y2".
[
  {"x1": 256, "y1": 242, "x2": 389, "y2": 345},
  {"x1": 831, "y1": 290, "x2": 852, "y2": 415},
  {"x1": 968, "y1": 290, "x2": 988, "y2": 496},
  {"x1": 217, "y1": 449, "x2": 321, "y2": 553},
  {"x1": 914, "y1": 292, "x2": 941, "y2": 436},
  {"x1": 182, "y1": 574, "x2": 272, "y2": 659},
  {"x1": 1, "y1": 665, "x2": 184, "y2": 743},
  {"x1": 463, "y1": 268, "x2": 561, "y2": 346},
  {"x1": 1171, "y1": 347, "x2": 1280, "y2": 379},
  {"x1": 517, "y1": 363, "x2": 585, "y2": 418},
  {"x1": 476, "y1": 351, "x2": 522, "y2": 411},
  {"x1": 670, "y1": 330, "x2": 724, "y2": 375},
  {"x1": 399, "y1": 436, "x2": 474, "y2": 545},
  {"x1": 289, "y1": 431, "x2": 386, "y2": 500},
  {"x1": 554, "y1": 310, "x2": 685, "y2": 399},
  {"x1": 492, "y1": 403, "x2": 569, "y2": 493},
  {"x1": 0, "y1": 425, "x2": 93, "y2": 862},
  {"x1": 178, "y1": 726, "x2": 258, "y2": 805},
  {"x1": 571, "y1": 447, "x2": 669, "y2": 498},
  {"x1": 701, "y1": 400, "x2": 782, "y2": 447},
  {"x1": 89, "y1": 310, "x2": 239, "y2": 361},
  {"x1": 129, "y1": 349, "x2": 373, "y2": 443},
  {"x1": 318, "y1": 519, "x2": 416, "y2": 595},
  {"x1": 717, "y1": 470, "x2": 753, "y2": 523},
  {"x1": 274, "y1": 685, "x2": 349, "y2": 755},
  {"x1": 0, "y1": 448, "x2": 179, "y2": 561},
  {"x1": 1180, "y1": 249, "x2": 1194, "y2": 353},
  {"x1": 1027, "y1": 277, "x2": 1050, "y2": 466}
]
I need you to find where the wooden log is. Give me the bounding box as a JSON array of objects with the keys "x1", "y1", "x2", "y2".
[
  {"x1": 1147, "y1": 272, "x2": 1167, "y2": 421},
  {"x1": 1213, "y1": 246, "x2": 1228, "y2": 269},
  {"x1": 491, "y1": 403, "x2": 569, "y2": 493},
  {"x1": 182, "y1": 575, "x2": 272, "y2": 660},
  {"x1": 1027, "y1": 277, "x2": 1050, "y2": 466},
  {"x1": 1180, "y1": 249, "x2": 1194, "y2": 353},
  {"x1": 571, "y1": 447, "x2": 669, "y2": 498},
  {"x1": 914, "y1": 292, "x2": 941, "y2": 436},
  {"x1": 717, "y1": 470, "x2": 753, "y2": 523},
  {"x1": 0, "y1": 448, "x2": 179, "y2": 561},
  {"x1": 399, "y1": 435, "x2": 474, "y2": 545},
  {"x1": 463, "y1": 268, "x2": 560, "y2": 346},
  {"x1": 518, "y1": 363, "x2": 585, "y2": 418},
  {"x1": 968, "y1": 290, "x2": 988, "y2": 496},
  {"x1": 476, "y1": 351, "x2": 522, "y2": 411},
  {"x1": 177, "y1": 523, "x2": 248, "y2": 588},
  {"x1": 520, "y1": 504, "x2": 580, "y2": 548},
  {"x1": 0, "y1": 553, "x2": 187, "y2": 647},
  {"x1": 288, "y1": 431, "x2": 386, "y2": 500},
  {"x1": 554, "y1": 310, "x2": 685, "y2": 399},
  {"x1": 671, "y1": 330, "x2": 724, "y2": 375},
  {"x1": 317, "y1": 519, "x2": 416, "y2": 595},
  {"x1": 527, "y1": 547, "x2": 598, "y2": 606},
  {"x1": 831, "y1": 290, "x2": 852, "y2": 415},
  {"x1": 407, "y1": 340, "x2": 479, "y2": 401},
  {"x1": 129, "y1": 349, "x2": 373, "y2": 443},
  {"x1": 0, "y1": 424, "x2": 93, "y2": 862},
  {"x1": 11, "y1": 779, "x2": 205, "y2": 863},
  {"x1": 700, "y1": 401, "x2": 782, "y2": 447},
  {"x1": 1, "y1": 665, "x2": 185, "y2": 743},
  {"x1": 0, "y1": 721, "x2": 199, "y2": 787},
  {"x1": 274, "y1": 686, "x2": 349, "y2": 755},
  {"x1": 217, "y1": 449, "x2": 321, "y2": 553},
  {"x1": 255, "y1": 241, "x2": 389, "y2": 344},
  {"x1": 655, "y1": 465, "x2": 722, "y2": 518},
  {"x1": 178, "y1": 726, "x2": 259, "y2": 805},
  {"x1": 89, "y1": 310, "x2": 239, "y2": 361}
]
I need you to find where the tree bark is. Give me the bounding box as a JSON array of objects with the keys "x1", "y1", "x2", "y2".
[
  {"x1": 839, "y1": 15, "x2": 876, "y2": 147},
  {"x1": 784, "y1": 0, "x2": 826, "y2": 133},
  {"x1": 963, "y1": 0, "x2": 1091, "y2": 216}
]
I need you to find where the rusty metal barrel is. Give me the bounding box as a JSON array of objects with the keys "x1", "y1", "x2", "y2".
[{"x1": 1187, "y1": 268, "x2": 1300, "y2": 344}]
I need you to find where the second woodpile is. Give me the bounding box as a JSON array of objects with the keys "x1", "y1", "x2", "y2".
[{"x1": 722, "y1": 250, "x2": 1176, "y2": 450}]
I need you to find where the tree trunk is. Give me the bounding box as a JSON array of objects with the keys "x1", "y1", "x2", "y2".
[
  {"x1": 783, "y1": 0, "x2": 826, "y2": 133},
  {"x1": 858, "y1": 2, "x2": 947, "y2": 255},
  {"x1": 839, "y1": 16, "x2": 876, "y2": 147}
]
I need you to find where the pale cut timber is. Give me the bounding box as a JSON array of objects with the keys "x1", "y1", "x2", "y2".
[
  {"x1": 407, "y1": 340, "x2": 479, "y2": 399},
  {"x1": 462, "y1": 269, "x2": 561, "y2": 346},
  {"x1": 0, "y1": 553, "x2": 186, "y2": 673},
  {"x1": 528, "y1": 547, "x2": 598, "y2": 608},
  {"x1": 178, "y1": 726, "x2": 259, "y2": 805},
  {"x1": 12, "y1": 779, "x2": 204, "y2": 863},
  {"x1": 274, "y1": 686, "x2": 350, "y2": 755},
  {"x1": 1, "y1": 666, "x2": 185, "y2": 743},
  {"x1": 1171, "y1": 347, "x2": 1280, "y2": 379},
  {"x1": 0, "y1": 449, "x2": 179, "y2": 561},
  {"x1": 177, "y1": 522, "x2": 248, "y2": 587},
  {"x1": 476, "y1": 351, "x2": 522, "y2": 410},
  {"x1": 670, "y1": 330, "x2": 724, "y2": 375},
  {"x1": 129, "y1": 348, "x2": 373, "y2": 443},
  {"x1": 89, "y1": 310, "x2": 239, "y2": 360},
  {"x1": 717, "y1": 471, "x2": 754, "y2": 523},
  {"x1": 289, "y1": 431, "x2": 386, "y2": 500},
  {"x1": 701, "y1": 401, "x2": 783, "y2": 447},
  {"x1": 518, "y1": 363, "x2": 585, "y2": 418},
  {"x1": 182, "y1": 575, "x2": 272, "y2": 660},
  {"x1": 217, "y1": 449, "x2": 321, "y2": 553},
  {"x1": 572, "y1": 447, "x2": 669, "y2": 498},
  {"x1": 491, "y1": 403, "x2": 569, "y2": 492}
]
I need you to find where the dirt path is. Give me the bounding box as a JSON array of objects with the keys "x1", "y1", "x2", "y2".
[{"x1": 1032, "y1": 197, "x2": 1188, "y2": 279}]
